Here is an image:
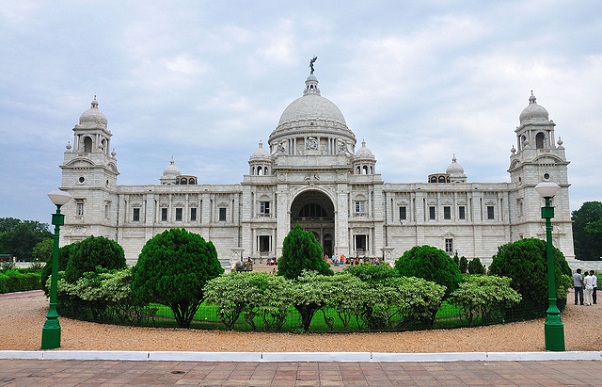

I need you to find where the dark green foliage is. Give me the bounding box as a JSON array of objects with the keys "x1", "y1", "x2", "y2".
[
  {"x1": 0, "y1": 218, "x2": 51, "y2": 260},
  {"x1": 278, "y1": 225, "x2": 333, "y2": 279},
  {"x1": 468, "y1": 258, "x2": 485, "y2": 274},
  {"x1": 64, "y1": 236, "x2": 126, "y2": 283},
  {"x1": 0, "y1": 269, "x2": 41, "y2": 293},
  {"x1": 343, "y1": 263, "x2": 397, "y2": 283},
  {"x1": 131, "y1": 228, "x2": 224, "y2": 328},
  {"x1": 572, "y1": 201, "x2": 602, "y2": 260},
  {"x1": 42, "y1": 242, "x2": 79, "y2": 294},
  {"x1": 459, "y1": 256, "x2": 468, "y2": 274},
  {"x1": 394, "y1": 245, "x2": 461, "y2": 297},
  {"x1": 453, "y1": 252, "x2": 460, "y2": 267},
  {"x1": 489, "y1": 238, "x2": 572, "y2": 315}
]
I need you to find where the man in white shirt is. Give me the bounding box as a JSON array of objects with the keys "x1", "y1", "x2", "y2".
[{"x1": 584, "y1": 271, "x2": 595, "y2": 306}]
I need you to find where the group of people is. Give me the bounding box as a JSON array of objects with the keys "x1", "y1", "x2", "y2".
[{"x1": 572, "y1": 268, "x2": 597, "y2": 306}]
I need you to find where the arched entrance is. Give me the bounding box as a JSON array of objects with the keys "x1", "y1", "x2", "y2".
[{"x1": 290, "y1": 190, "x2": 335, "y2": 257}]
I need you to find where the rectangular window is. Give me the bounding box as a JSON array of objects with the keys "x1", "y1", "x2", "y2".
[
  {"x1": 487, "y1": 205, "x2": 495, "y2": 220},
  {"x1": 105, "y1": 202, "x2": 110, "y2": 220},
  {"x1": 429, "y1": 206, "x2": 436, "y2": 220},
  {"x1": 459, "y1": 206, "x2": 466, "y2": 220},
  {"x1": 161, "y1": 208, "x2": 168, "y2": 222},
  {"x1": 175, "y1": 207, "x2": 183, "y2": 221},
  {"x1": 219, "y1": 207, "x2": 227, "y2": 222},
  {"x1": 445, "y1": 238, "x2": 453, "y2": 254},
  {"x1": 444, "y1": 206, "x2": 451, "y2": 220},
  {"x1": 355, "y1": 235, "x2": 367, "y2": 255},
  {"x1": 133, "y1": 208, "x2": 140, "y2": 222},
  {"x1": 76, "y1": 200, "x2": 84, "y2": 217},
  {"x1": 399, "y1": 206, "x2": 407, "y2": 221},
  {"x1": 260, "y1": 201, "x2": 270, "y2": 216},
  {"x1": 355, "y1": 201, "x2": 366, "y2": 214},
  {"x1": 190, "y1": 207, "x2": 197, "y2": 221}
]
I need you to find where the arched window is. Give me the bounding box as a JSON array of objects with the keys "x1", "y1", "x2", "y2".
[
  {"x1": 83, "y1": 137, "x2": 92, "y2": 153},
  {"x1": 438, "y1": 176, "x2": 446, "y2": 183},
  {"x1": 180, "y1": 178, "x2": 187, "y2": 185},
  {"x1": 362, "y1": 165, "x2": 368, "y2": 174},
  {"x1": 430, "y1": 176, "x2": 437, "y2": 183},
  {"x1": 535, "y1": 132, "x2": 545, "y2": 149},
  {"x1": 189, "y1": 178, "x2": 196, "y2": 185}
]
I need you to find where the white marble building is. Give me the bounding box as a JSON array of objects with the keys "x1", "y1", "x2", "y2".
[{"x1": 58, "y1": 69, "x2": 575, "y2": 267}]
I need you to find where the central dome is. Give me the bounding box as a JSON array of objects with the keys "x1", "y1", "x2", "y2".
[
  {"x1": 268, "y1": 72, "x2": 356, "y2": 149},
  {"x1": 278, "y1": 94, "x2": 346, "y2": 127}
]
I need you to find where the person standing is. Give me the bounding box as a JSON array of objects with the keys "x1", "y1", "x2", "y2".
[
  {"x1": 573, "y1": 269, "x2": 584, "y2": 305},
  {"x1": 590, "y1": 270, "x2": 598, "y2": 304},
  {"x1": 584, "y1": 271, "x2": 595, "y2": 306}
]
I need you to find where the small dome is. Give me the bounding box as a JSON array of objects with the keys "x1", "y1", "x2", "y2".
[
  {"x1": 446, "y1": 154, "x2": 465, "y2": 176},
  {"x1": 250, "y1": 141, "x2": 270, "y2": 161},
  {"x1": 79, "y1": 96, "x2": 108, "y2": 129},
  {"x1": 163, "y1": 159, "x2": 180, "y2": 177},
  {"x1": 355, "y1": 140, "x2": 375, "y2": 160},
  {"x1": 519, "y1": 91, "x2": 549, "y2": 125}
]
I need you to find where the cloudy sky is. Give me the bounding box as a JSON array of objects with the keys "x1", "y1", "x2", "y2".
[{"x1": 1, "y1": 0, "x2": 601, "y2": 225}]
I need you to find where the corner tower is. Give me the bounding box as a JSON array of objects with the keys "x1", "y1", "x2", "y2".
[
  {"x1": 508, "y1": 92, "x2": 574, "y2": 258},
  {"x1": 60, "y1": 97, "x2": 119, "y2": 244}
]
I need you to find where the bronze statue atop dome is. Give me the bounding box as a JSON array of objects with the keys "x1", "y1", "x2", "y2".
[{"x1": 309, "y1": 56, "x2": 317, "y2": 74}]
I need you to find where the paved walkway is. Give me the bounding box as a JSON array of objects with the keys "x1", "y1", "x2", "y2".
[{"x1": 1, "y1": 357, "x2": 601, "y2": 386}]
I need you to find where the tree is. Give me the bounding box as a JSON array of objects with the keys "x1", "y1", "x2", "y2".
[
  {"x1": 489, "y1": 238, "x2": 571, "y2": 315},
  {"x1": 0, "y1": 218, "x2": 52, "y2": 260},
  {"x1": 42, "y1": 242, "x2": 80, "y2": 295},
  {"x1": 130, "y1": 228, "x2": 224, "y2": 328},
  {"x1": 467, "y1": 258, "x2": 485, "y2": 275},
  {"x1": 394, "y1": 245, "x2": 461, "y2": 297},
  {"x1": 64, "y1": 236, "x2": 126, "y2": 283},
  {"x1": 277, "y1": 225, "x2": 333, "y2": 279},
  {"x1": 459, "y1": 256, "x2": 468, "y2": 274},
  {"x1": 572, "y1": 201, "x2": 602, "y2": 260},
  {"x1": 32, "y1": 239, "x2": 53, "y2": 261}
]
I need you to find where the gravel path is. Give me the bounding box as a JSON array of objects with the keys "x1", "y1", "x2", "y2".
[{"x1": 1, "y1": 290, "x2": 600, "y2": 353}]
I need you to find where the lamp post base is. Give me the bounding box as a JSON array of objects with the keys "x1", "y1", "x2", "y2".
[
  {"x1": 544, "y1": 321, "x2": 565, "y2": 351},
  {"x1": 41, "y1": 318, "x2": 61, "y2": 349}
]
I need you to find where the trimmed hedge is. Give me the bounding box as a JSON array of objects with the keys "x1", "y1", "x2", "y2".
[{"x1": 0, "y1": 269, "x2": 41, "y2": 293}]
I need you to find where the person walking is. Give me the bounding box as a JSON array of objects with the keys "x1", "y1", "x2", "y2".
[
  {"x1": 573, "y1": 269, "x2": 584, "y2": 305},
  {"x1": 584, "y1": 271, "x2": 595, "y2": 306},
  {"x1": 590, "y1": 270, "x2": 598, "y2": 304}
]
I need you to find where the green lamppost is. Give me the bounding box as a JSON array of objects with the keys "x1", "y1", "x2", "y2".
[
  {"x1": 534, "y1": 181, "x2": 565, "y2": 351},
  {"x1": 41, "y1": 189, "x2": 72, "y2": 350}
]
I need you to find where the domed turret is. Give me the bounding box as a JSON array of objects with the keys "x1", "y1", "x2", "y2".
[
  {"x1": 355, "y1": 140, "x2": 375, "y2": 160},
  {"x1": 249, "y1": 141, "x2": 271, "y2": 176},
  {"x1": 519, "y1": 91, "x2": 549, "y2": 125},
  {"x1": 78, "y1": 96, "x2": 108, "y2": 129},
  {"x1": 160, "y1": 159, "x2": 180, "y2": 185},
  {"x1": 250, "y1": 141, "x2": 270, "y2": 161},
  {"x1": 446, "y1": 154, "x2": 466, "y2": 183}
]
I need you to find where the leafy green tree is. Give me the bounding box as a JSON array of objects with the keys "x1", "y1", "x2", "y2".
[
  {"x1": 572, "y1": 201, "x2": 602, "y2": 260},
  {"x1": 64, "y1": 236, "x2": 126, "y2": 283},
  {"x1": 131, "y1": 228, "x2": 223, "y2": 328},
  {"x1": 32, "y1": 239, "x2": 53, "y2": 261},
  {"x1": 0, "y1": 218, "x2": 52, "y2": 260},
  {"x1": 459, "y1": 256, "x2": 468, "y2": 274},
  {"x1": 448, "y1": 275, "x2": 521, "y2": 325},
  {"x1": 278, "y1": 225, "x2": 333, "y2": 279},
  {"x1": 42, "y1": 242, "x2": 80, "y2": 295},
  {"x1": 290, "y1": 271, "x2": 332, "y2": 331},
  {"x1": 467, "y1": 258, "x2": 485, "y2": 274},
  {"x1": 489, "y1": 238, "x2": 571, "y2": 315},
  {"x1": 394, "y1": 245, "x2": 462, "y2": 297}
]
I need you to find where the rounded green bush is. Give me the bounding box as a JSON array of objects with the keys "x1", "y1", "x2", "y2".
[
  {"x1": 394, "y1": 245, "x2": 461, "y2": 297},
  {"x1": 64, "y1": 237, "x2": 125, "y2": 283}
]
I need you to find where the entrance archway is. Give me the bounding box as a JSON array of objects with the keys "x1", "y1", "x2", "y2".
[{"x1": 290, "y1": 190, "x2": 335, "y2": 257}]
